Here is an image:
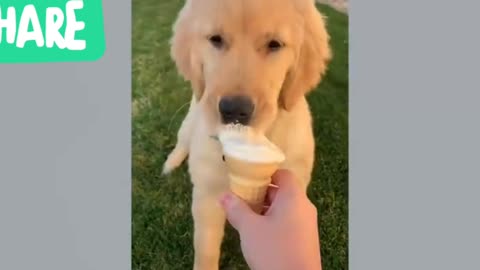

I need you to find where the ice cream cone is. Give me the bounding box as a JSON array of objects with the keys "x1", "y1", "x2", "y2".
[
  {"x1": 224, "y1": 155, "x2": 281, "y2": 213},
  {"x1": 217, "y1": 124, "x2": 285, "y2": 213}
]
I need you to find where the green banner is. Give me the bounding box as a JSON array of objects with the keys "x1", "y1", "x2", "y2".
[{"x1": 0, "y1": 0, "x2": 105, "y2": 63}]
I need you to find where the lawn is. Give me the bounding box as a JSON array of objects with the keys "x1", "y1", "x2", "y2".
[{"x1": 132, "y1": 1, "x2": 348, "y2": 269}]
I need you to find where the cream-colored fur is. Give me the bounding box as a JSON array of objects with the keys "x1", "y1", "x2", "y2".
[{"x1": 163, "y1": 0, "x2": 331, "y2": 269}]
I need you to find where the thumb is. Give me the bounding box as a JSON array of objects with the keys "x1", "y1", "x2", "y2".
[{"x1": 219, "y1": 192, "x2": 258, "y2": 232}]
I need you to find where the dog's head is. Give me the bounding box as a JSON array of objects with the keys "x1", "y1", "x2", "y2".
[{"x1": 171, "y1": 0, "x2": 331, "y2": 133}]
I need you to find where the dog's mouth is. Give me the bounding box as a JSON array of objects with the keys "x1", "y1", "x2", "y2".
[{"x1": 212, "y1": 123, "x2": 286, "y2": 165}]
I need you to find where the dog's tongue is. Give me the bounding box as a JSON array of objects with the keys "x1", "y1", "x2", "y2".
[{"x1": 217, "y1": 124, "x2": 285, "y2": 163}]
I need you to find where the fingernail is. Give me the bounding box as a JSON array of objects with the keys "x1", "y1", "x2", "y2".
[
  {"x1": 219, "y1": 193, "x2": 233, "y2": 207},
  {"x1": 268, "y1": 183, "x2": 279, "y2": 188}
]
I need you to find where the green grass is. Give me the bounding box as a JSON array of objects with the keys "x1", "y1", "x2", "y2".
[{"x1": 132, "y1": 1, "x2": 348, "y2": 269}]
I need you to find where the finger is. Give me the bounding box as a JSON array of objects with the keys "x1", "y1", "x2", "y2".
[
  {"x1": 260, "y1": 204, "x2": 270, "y2": 215},
  {"x1": 264, "y1": 170, "x2": 304, "y2": 215},
  {"x1": 219, "y1": 192, "x2": 259, "y2": 232},
  {"x1": 271, "y1": 169, "x2": 301, "y2": 197},
  {"x1": 265, "y1": 184, "x2": 279, "y2": 206}
]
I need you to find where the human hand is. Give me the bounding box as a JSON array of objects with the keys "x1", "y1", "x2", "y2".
[{"x1": 219, "y1": 169, "x2": 322, "y2": 270}]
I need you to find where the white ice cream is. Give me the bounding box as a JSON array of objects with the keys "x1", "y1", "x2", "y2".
[{"x1": 217, "y1": 124, "x2": 285, "y2": 163}]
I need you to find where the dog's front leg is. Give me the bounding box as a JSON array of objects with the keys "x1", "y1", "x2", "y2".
[
  {"x1": 192, "y1": 188, "x2": 226, "y2": 270},
  {"x1": 163, "y1": 96, "x2": 197, "y2": 174}
]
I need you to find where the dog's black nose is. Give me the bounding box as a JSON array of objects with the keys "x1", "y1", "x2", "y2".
[{"x1": 219, "y1": 96, "x2": 254, "y2": 125}]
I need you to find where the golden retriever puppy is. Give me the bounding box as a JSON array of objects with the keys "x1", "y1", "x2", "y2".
[{"x1": 163, "y1": 0, "x2": 331, "y2": 269}]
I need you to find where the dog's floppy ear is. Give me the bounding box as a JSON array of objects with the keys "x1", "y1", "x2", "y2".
[
  {"x1": 170, "y1": 2, "x2": 205, "y2": 101},
  {"x1": 280, "y1": 4, "x2": 331, "y2": 111}
]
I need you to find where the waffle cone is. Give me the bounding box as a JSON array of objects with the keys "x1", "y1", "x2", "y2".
[{"x1": 224, "y1": 155, "x2": 280, "y2": 213}]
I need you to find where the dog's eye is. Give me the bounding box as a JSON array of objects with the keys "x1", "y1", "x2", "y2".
[
  {"x1": 267, "y1": 40, "x2": 283, "y2": 52},
  {"x1": 209, "y1": 35, "x2": 224, "y2": 49}
]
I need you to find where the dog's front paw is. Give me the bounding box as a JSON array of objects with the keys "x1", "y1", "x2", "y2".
[
  {"x1": 162, "y1": 146, "x2": 188, "y2": 175},
  {"x1": 162, "y1": 162, "x2": 174, "y2": 175}
]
